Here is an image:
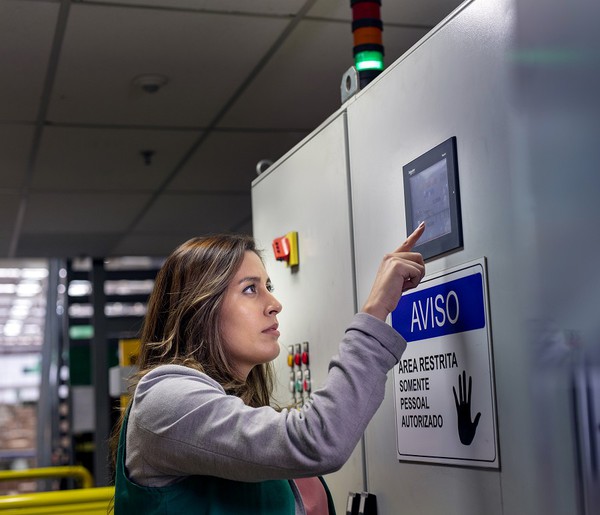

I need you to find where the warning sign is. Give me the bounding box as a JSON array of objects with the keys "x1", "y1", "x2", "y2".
[{"x1": 391, "y1": 258, "x2": 499, "y2": 468}]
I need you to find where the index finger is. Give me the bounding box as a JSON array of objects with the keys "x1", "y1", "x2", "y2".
[{"x1": 395, "y1": 222, "x2": 425, "y2": 252}]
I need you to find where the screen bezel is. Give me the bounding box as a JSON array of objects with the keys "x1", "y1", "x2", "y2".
[{"x1": 403, "y1": 137, "x2": 462, "y2": 260}]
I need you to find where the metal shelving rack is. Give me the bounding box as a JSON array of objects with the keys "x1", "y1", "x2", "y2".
[{"x1": 60, "y1": 257, "x2": 162, "y2": 486}]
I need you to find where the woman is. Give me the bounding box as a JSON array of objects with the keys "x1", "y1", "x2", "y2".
[{"x1": 112, "y1": 224, "x2": 425, "y2": 514}]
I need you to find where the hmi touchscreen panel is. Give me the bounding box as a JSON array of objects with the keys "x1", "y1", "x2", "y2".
[{"x1": 403, "y1": 137, "x2": 462, "y2": 260}]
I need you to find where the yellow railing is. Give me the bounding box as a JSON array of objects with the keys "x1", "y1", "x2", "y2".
[
  {"x1": 0, "y1": 486, "x2": 114, "y2": 514},
  {"x1": 0, "y1": 466, "x2": 94, "y2": 489},
  {"x1": 0, "y1": 466, "x2": 113, "y2": 514}
]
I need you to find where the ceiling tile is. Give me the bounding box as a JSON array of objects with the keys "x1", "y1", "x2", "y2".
[
  {"x1": 382, "y1": 24, "x2": 431, "y2": 66},
  {"x1": 87, "y1": 0, "x2": 306, "y2": 16},
  {"x1": 48, "y1": 4, "x2": 289, "y2": 126},
  {"x1": 22, "y1": 192, "x2": 151, "y2": 233},
  {"x1": 0, "y1": 0, "x2": 59, "y2": 122},
  {"x1": 235, "y1": 217, "x2": 253, "y2": 237},
  {"x1": 111, "y1": 231, "x2": 196, "y2": 257},
  {"x1": 0, "y1": 237, "x2": 12, "y2": 257},
  {"x1": 0, "y1": 193, "x2": 20, "y2": 256},
  {"x1": 32, "y1": 126, "x2": 200, "y2": 191},
  {"x1": 220, "y1": 19, "x2": 352, "y2": 130},
  {"x1": 168, "y1": 130, "x2": 307, "y2": 192},
  {"x1": 16, "y1": 233, "x2": 122, "y2": 258},
  {"x1": 132, "y1": 192, "x2": 250, "y2": 233},
  {"x1": 0, "y1": 125, "x2": 36, "y2": 189}
]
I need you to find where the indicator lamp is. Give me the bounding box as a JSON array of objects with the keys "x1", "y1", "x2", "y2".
[
  {"x1": 351, "y1": 0, "x2": 384, "y2": 87},
  {"x1": 354, "y1": 50, "x2": 384, "y2": 71}
]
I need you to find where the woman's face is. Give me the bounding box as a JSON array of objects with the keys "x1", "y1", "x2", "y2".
[{"x1": 220, "y1": 251, "x2": 282, "y2": 379}]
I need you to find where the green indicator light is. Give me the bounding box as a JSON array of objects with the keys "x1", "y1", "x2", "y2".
[
  {"x1": 70, "y1": 325, "x2": 94, "y2": 340},
  {"x1": 355, "y1": 50, "x2": 384, "y2": 71}
]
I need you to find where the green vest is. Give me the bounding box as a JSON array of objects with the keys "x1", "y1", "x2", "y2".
[{"x1": 114, "y1": 410, "x2": 336, "y2": 514}]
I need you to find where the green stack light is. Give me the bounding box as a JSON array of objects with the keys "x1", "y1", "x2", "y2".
[
  {"x1": 351, "y1": 0, "x2": 384, "y2": 88},
  {"x1": 354, "y1": 50, "x2": 384, "y2": 71}
]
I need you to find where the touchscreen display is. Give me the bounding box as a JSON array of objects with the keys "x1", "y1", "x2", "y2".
[{"x1": 409, "y1": 158, "x2": 451, "y2": 244}]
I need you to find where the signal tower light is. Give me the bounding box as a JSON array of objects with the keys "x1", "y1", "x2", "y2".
[{"x1": 351, "y1": 0, "x2": 384, "y2": 89}]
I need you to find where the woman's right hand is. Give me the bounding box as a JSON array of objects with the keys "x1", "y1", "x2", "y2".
[{"x1": 361, "y1": 223, "x2": 426, "y2": 321}]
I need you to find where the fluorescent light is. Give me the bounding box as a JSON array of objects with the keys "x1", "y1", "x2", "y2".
[
  {"x1": 68, "y1": 281, "x2": 91, "y2": 296},
  {"x1": 21, "y1": 269, "x2": 48, "y2": 279},
  {"x1": 16, "y1": 282, "x2": 42, "y2": 297},
  {"x1": 9, "y1": 306, "x2": 30, "y2": 319},
  {"x1": 4, "y1": 321, "x2": 22, "y2": 336}
]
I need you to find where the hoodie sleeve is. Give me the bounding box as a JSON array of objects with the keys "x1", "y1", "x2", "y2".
[{"x1": 126, "y1": 312, "x2": 406, "y2": 486}]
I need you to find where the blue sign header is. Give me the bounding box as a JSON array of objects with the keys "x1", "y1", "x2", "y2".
[{"x1": 391, "y1": 272, "x2": 485, "y2": 342}]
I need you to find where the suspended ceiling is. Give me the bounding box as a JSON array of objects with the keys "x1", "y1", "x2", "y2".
[{"x1": 1, "y1": 0, "x2": 464, "y2": 260}]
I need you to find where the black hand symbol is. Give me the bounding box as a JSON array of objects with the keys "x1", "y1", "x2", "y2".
[{"x1": 452, "y1": 370, "x2": 481, "y2": 445}]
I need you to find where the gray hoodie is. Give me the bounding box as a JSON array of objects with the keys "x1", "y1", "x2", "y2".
[{"x1": 125, "y1": 312, "x2": 407, "y2": 488}]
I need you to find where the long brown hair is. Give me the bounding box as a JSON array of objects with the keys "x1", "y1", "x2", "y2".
[{"x1": 109, "y1": 234, "x2": 276, "y2": 472}]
